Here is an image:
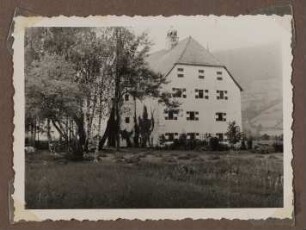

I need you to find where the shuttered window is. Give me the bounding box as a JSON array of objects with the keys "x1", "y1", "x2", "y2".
[
  {"x1": 195, "y1": 89, "x2": 209, "y2": 99},
  {"x1": 164, "y1": 109, "x2": 179, "y2": 120},
  {"x1": 215, "y1": 112, "x2": 226, "y2": 121},
  {"x1": 216, "y1": 90, "x2": 228, "y2": 100},
  {"x1": 187, "y1": 111, "x2": 199, "y2": 121}
]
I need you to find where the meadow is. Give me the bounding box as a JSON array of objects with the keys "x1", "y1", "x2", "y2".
[{"x1": 25, "y1": 149, "x2": 283, "y2": 209}]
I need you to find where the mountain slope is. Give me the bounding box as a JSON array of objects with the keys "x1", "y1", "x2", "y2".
[{"x1": 213, "y1": 43, "x2": 283, "y2": 136}]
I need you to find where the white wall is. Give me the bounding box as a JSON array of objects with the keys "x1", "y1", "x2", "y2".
[
  {"x1": 121, "y1": 63, "x2": 242, "y2": 146},
  {"x1": 155, "y1": 64, "x2": 242, "y2": 142}
]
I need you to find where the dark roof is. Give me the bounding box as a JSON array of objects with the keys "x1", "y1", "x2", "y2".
[{"x1": 146, "y1": 36, "x2": 243, "y2": 91}]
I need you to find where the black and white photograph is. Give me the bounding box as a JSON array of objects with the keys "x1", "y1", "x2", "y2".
[{"x1": 13, "y1": 16, "x2": 293, "y2": 221}]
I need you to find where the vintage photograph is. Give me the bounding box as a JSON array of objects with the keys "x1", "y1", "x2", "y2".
[{"x1": 13, "y1": 16, "x2": 293, "y2": 220}]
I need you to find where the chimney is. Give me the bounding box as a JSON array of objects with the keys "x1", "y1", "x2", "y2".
[{"x1": 166, "y1": 28, "x2": 179, "y2": 49}]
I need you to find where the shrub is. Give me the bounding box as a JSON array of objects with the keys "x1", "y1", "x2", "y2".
[
  {"x1": 158, "y1": 133, "x2": 211, "y2": 151},
  {"x1": 209, "y1": 137, "x2": 219, "y2": 151},
  {"x1": 218, "y1": 143, "x2": 229, "y2": 151},
  {"x1": 35, "y1": 141, "x2": 49, "y2": 150},
  {"x1": 273, "y1": 142, "x2": 283, "y2": 153},
  {"x1": 170, "y1": 138, "x2": 205, "y2": 150},
  {"x1": 209, "y1": 155, "x2": 221, "y2": 160},
  {"x1": 240, "y1": 139, "x2": 247, "y2": 150},
  {"x1": 177, "y1": 154, "x2": 192, "y2": 160},
  {"x1": 159, "y1": 134, "x2": 166, "y2": 145},
  {"x1": 247, "y1": 138, "x2": 253, "y2": 150},
  {"x1": 225, "y1": 121, "x2": 242, "y2": 148}
]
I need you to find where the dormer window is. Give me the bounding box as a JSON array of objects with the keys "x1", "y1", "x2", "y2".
[{"x1": 217, "y1": 71, "x2": 223, "y2": 80}]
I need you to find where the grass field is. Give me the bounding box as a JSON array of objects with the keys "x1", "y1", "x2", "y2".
[{"x1": 25, "y1": 149, "x2": 283, "y2": 209}]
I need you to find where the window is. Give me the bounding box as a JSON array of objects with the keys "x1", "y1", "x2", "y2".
[
  {"x1": 215, "y1": 112, "x2": 226, "y2": 121},
  {"x1": 187, "y1": 133, "x2": 199, "y2": 140},
  {"x1": 216, "y1": 90, "x2": 228, "y2": 100},
  {"x1": 124, "y1": 94, "x2": 129, "y2": 101},
  {"x1": 195, "y1": 89, "x2": 203, "y2": 98},
  {"x1": 195, "y1": 89, "x2": 209, "y2": 99},
  {"x1": 164, "y1": 109, "x2": 179, "y2": 120},
  {"x1": 172, "y1": 88, "x2": 187, "y2": 98},
  {"x1": 177, "y1": 67, "x2": 184, "y2": 77},
  {"x1": 125, "y1": 117, "x2": 130, "y2": 123},
  {"x1": 187, "y1": 111, "x2": 199, "y2": 121},
  {"x1": 216, "y1": 133, "x2": 224, "y2": 140},
  {"x1": 217, "y1": 71, "x2": 223, "y2": 80},
  {"x1": 198, "y1": 69, "x2": 205, "y2": 79},
  {"x1": 165, "y1": 133, "x2": 175, "y2": 141},
  {"x1": 165, "y1": 133, "x2": 179, "y2": 141}
]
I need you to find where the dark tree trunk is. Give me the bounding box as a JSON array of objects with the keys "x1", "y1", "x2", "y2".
[
  {"x1": 31, "y1": 119, "x2": 35, "y2": 147},
  {"x1": 51, "y1": 119, "x2": 67, "y2": 141},
  {"x1": 114, "y1": 28, "x2": 122, "y2": 150},
  {"x1": 133, "y1": 95, "x2": 139, "y2": 147},
  {"x1": 71, "y1": 115, "x2": 86, "y2": 159},
  {"x1": 99, "y1": 106, "x2": 116, "y2": 149},
  {"x1": 115, "y1": 99, "x2": 120, "y2": 150},
  {"x1": 126, "y1": 136, "x2": 131, "y2": 147},
  {"x1": 47, "y1": 118, "x2": 51, "y2": 143}
]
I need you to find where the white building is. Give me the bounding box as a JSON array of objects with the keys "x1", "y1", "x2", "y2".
[{"x1": 121, "y1": 31, "x2": 243, "y2": 146}]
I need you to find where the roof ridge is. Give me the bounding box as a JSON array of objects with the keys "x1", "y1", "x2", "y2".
[{"x1": 176, "y1": 36, "x2": 192, "y2": 64}]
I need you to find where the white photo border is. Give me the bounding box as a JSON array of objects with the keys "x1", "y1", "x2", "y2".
[{"x1": 12, "y1": 15, "x2": 294, "y2": 222}]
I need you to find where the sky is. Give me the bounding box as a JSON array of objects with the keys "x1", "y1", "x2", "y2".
[
  {"x1": 127, "y1": 16, "x2": 292, "y2": 53},
  {"x1": 33, "y1": 15, "x2": 292, "y2": 53}
]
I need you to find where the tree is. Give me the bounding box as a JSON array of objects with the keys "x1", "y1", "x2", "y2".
[
  {"x1": 225, "y1": 121, "x2": 242, "y2": 149},
  {"x1": 25, "y1": 27, "x2": 177, "y2": 158},
  {"x1": 138, "y1": 106, "x2": 154, "y2": 147},
  {"x1": 99, "y1": 28, "x2": 170, "y2": 150},
  {"x1": 25, "y1": 27, "x2": 114, "y2": 158}
]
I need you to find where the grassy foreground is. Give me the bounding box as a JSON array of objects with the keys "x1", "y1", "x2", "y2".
[{"x1": 25, "y1": 149, "x2": 283, "y2": 209}]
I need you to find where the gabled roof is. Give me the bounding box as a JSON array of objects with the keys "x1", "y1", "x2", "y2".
[{"x1": 146, "y1": 36, "x2": 243, "y2": 91}]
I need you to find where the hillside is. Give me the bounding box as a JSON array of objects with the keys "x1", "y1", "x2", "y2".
[{"x1": 213, "y1": 43, "x2": 283, "y2": 136}]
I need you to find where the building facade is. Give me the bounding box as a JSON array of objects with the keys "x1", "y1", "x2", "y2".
[{"x1": 121, "y1": 32, "x2": 243, "y2": 146}]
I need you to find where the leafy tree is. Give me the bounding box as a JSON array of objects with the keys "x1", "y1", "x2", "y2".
[
  {"x1": 225, "y1": 121, "x2": 242, "y2": 149},
  {"x1": 25, "y1": 27, "x2": 114, "y2": 158},
  {"x1": 99, "y1": 28, "x2": 171, "y2": 150},
  {"x1": 25, "y1": 26, "x2": 176, "y2": 158}
]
